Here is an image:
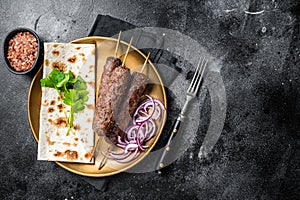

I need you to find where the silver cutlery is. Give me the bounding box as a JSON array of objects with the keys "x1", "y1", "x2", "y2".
[{"x1": 156, "y1": 56, "x2": 208, "y2": 173}]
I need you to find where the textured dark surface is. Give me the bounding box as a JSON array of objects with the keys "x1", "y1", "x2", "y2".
[{"x1": 0, "y1": 0, "x2": 300, "y2": 199}]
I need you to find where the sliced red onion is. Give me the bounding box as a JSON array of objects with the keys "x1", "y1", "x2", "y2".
[
  {"x1": 144, "y1": 120, "x2": 156, "y2": 141},
  {"x1": 102, "y1": 151, "x2": 128, "y2": 161},
  {"x1": 108, "y1": 149, "x2": 125, "y2": 155},
  {"x1": 124, "y1": 136, "x2": 130, "y2": 144},
  {"x1": 104, "y1": 96, "x2": 165, "y2": 163},
  {"x1": 124, "y1": 143, "x2": 138, "y2": 153},
  {"x1": 152, "y1": 106, "x2": 162, "y2": 120},
  {"x1": 133, "y1": 102, "x2": 147, "y2": 118},
  {"x1": 154, "y1": 99, "x2": 166, "y2": 110},
  {"x1": 134, "y1": 96, "x2": 155, "y2": 124},
  {"x1": 117, "y1": 136, "x2": 126, "y2": 145},
  {"x1": 136, "y1": 134, "x2": 146, "y2": 151},
  {"x1": 125, "y1": 125, "x2": 139, "y2": 140},
  {"x1": 114, "y1": 149, "x2": 140, "y2": 163},
  {"x1": 138, "y1": 110, "x2": 148, "y2": 116},
  {"x1": 109, "y1": 151, "x2": 131, "y2": 160},
  {"x1": 117, "y1": 143, "x2": 126, "y2": 149},
  {"x1": 129, "y1": 140, "x2": 137, "y2": 144}
]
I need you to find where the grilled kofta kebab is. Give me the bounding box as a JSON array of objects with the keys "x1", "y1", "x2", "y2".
[
  {"x1": 115, "y1": 72, "x2": 148, "y2": 133},
  {"x1": 93, "y1": 57, "x2": 148, "y2": 144},
  {"x1": 93, "y1": 57, "x2": 130, "y2": 144},
  {"x1": 96, "y1": 57, "x2": 122, "y2": 98}
]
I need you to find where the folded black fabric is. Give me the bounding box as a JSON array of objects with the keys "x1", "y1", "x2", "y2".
[
  {"x1": 81, "y1": 14, "x2": 181, "y2": 190},
  {"x1": 88, "y1": 15, "x2": 135, "y2": 37},
  {"x1": 88, "y1": 14, "x2": 181, "y2": 87}
]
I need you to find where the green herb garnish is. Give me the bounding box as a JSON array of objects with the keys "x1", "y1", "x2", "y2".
[{"x1": 40, "y1": 69, "x2": 89, "y2": 135}]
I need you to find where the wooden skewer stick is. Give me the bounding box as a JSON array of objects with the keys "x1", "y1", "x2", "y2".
[
  {"x1": 98, "y1": 52, "x2": 150, "y2": 167},
  {"x1": 97, "y1": 36, "x2": 131, "y2": 168},
  {"x1": 122, "y1": 37, "x2": 133, "y2": 67},
  {"x1": 94, "y1": 36, "x2": 138, "y2": 169},
  {"x1": 96, "y1": 53, "x2": 150, "y2": 169},
  {"x1": 141, "y1": 52, "x2": 151, "y2": 73},
  {"x1": 114, "y1": 31, "x2": 122, "y2": 58},
  {"x1": 98, "y1": 147, "x2": 110, "y2": 170},
  {"x1": 90, "y1": 136, "x2": 100, "y2": 162},
  {"x1": 91, "y1": 32, "x2": 123, "y2": 163}
]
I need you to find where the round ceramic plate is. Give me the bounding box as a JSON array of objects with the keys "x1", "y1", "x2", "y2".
[{"x1": 28, "y1": 36, "x2": 167, "y2": 177}]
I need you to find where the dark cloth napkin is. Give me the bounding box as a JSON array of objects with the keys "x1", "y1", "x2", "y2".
[
  {"x1": 88, "y1": 15, "x2": 135, "y2": 38},
  {"x1": 88, "y1": 14, "x2": 181, "y2": 87},
  {"x1": 80, "y1": 14, "x2": 181, "y2": 191}
]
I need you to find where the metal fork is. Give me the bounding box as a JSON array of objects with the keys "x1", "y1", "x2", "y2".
[{"x1": 156, "y1": 57, "x2": 208, "y2": 173}]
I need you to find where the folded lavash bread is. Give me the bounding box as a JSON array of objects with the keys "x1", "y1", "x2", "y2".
[{"x1": 38, "y1": 43, "x2": 95, "y2": 163}]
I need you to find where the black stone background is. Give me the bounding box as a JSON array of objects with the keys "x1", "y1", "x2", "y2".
[{"x1": 0, "y1": 0, "x2": 299, "y2": 199}]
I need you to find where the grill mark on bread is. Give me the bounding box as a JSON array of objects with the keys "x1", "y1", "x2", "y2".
[
  {"x1": 57, "y1": 104, "x2": 63, "y2": 112},
  {"x1": 73, "y1": 124, "x2": 81, "y2": 131},
  {"x1": 50, "y1": 100, "x2": 56, "y2": 105},
  {"x1": 52, "y1": 50, "x2": 60, "y2": 56},
  {"x1": 87, "y1": 81, "x2": 94, "y2": 88},
  {"x1": 48, "y1": 117, "x2": 67, "y2": 128},
  {"x1": 44, "y1": 59, "x2": 49, "y2": 66},
  {"x1": 46, "y1": 136, "x2": 55, "y2": 145},
  {"x1": 65, "y1": 150, "x2": 78, "y2": 160},
  {"x1": 52, "y1": 61, "x2": 67, "y2": 71},
  {"x1": 48, "y1": 107, "x2": 55, "y2": 113},
  {"x1": 84, "y1": 152, "x2": 92, "y2": 159},
  {"x1": 54, "y1": 150, "x2": 78, "y2": 160},
  {"x1": 42, "y1": 102, "x2": 49, "y2": 106},
  {"x1": 63, "y1": 142, "x2": 71, "y2": 146},
  {"x1": 67, "y1": 55, "x2": 77, "y2": 64}
]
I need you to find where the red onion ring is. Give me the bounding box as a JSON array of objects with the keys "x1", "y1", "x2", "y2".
[{"x1": 104, "y1": 96, "x2": 165, "y2": 163}]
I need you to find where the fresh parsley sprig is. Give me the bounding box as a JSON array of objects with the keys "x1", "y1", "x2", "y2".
[{"x1": 40, "y1": 69, "x2": 89, "y2": 135}]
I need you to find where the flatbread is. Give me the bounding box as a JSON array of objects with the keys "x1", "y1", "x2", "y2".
[{"x1": 38, "y1": 43, "x2": 95, "y2": 163}]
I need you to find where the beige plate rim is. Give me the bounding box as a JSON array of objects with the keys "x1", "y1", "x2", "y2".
[{"x1": 27, "y1": 36, "x2": 167, "y2": 177}]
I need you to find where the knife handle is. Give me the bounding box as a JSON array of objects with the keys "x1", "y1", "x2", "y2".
[{"x1": 156, "y1": 118, "x2": 181, "y2": 173}]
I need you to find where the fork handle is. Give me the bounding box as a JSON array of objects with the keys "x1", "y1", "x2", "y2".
[{"x1": 156, "y1": 117, "x2": 182, "y2": 173}]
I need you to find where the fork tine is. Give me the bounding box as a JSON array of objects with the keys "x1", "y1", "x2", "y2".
[
  {"x1": 192, "y1": 58, "x2": 206, "y2": 92},
  {"x1": 188, "y1": 57, "x2": 203, "y2": 92},
  {"x1": 193, "y1": 59, "x2": 208, "y2": 93}
]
